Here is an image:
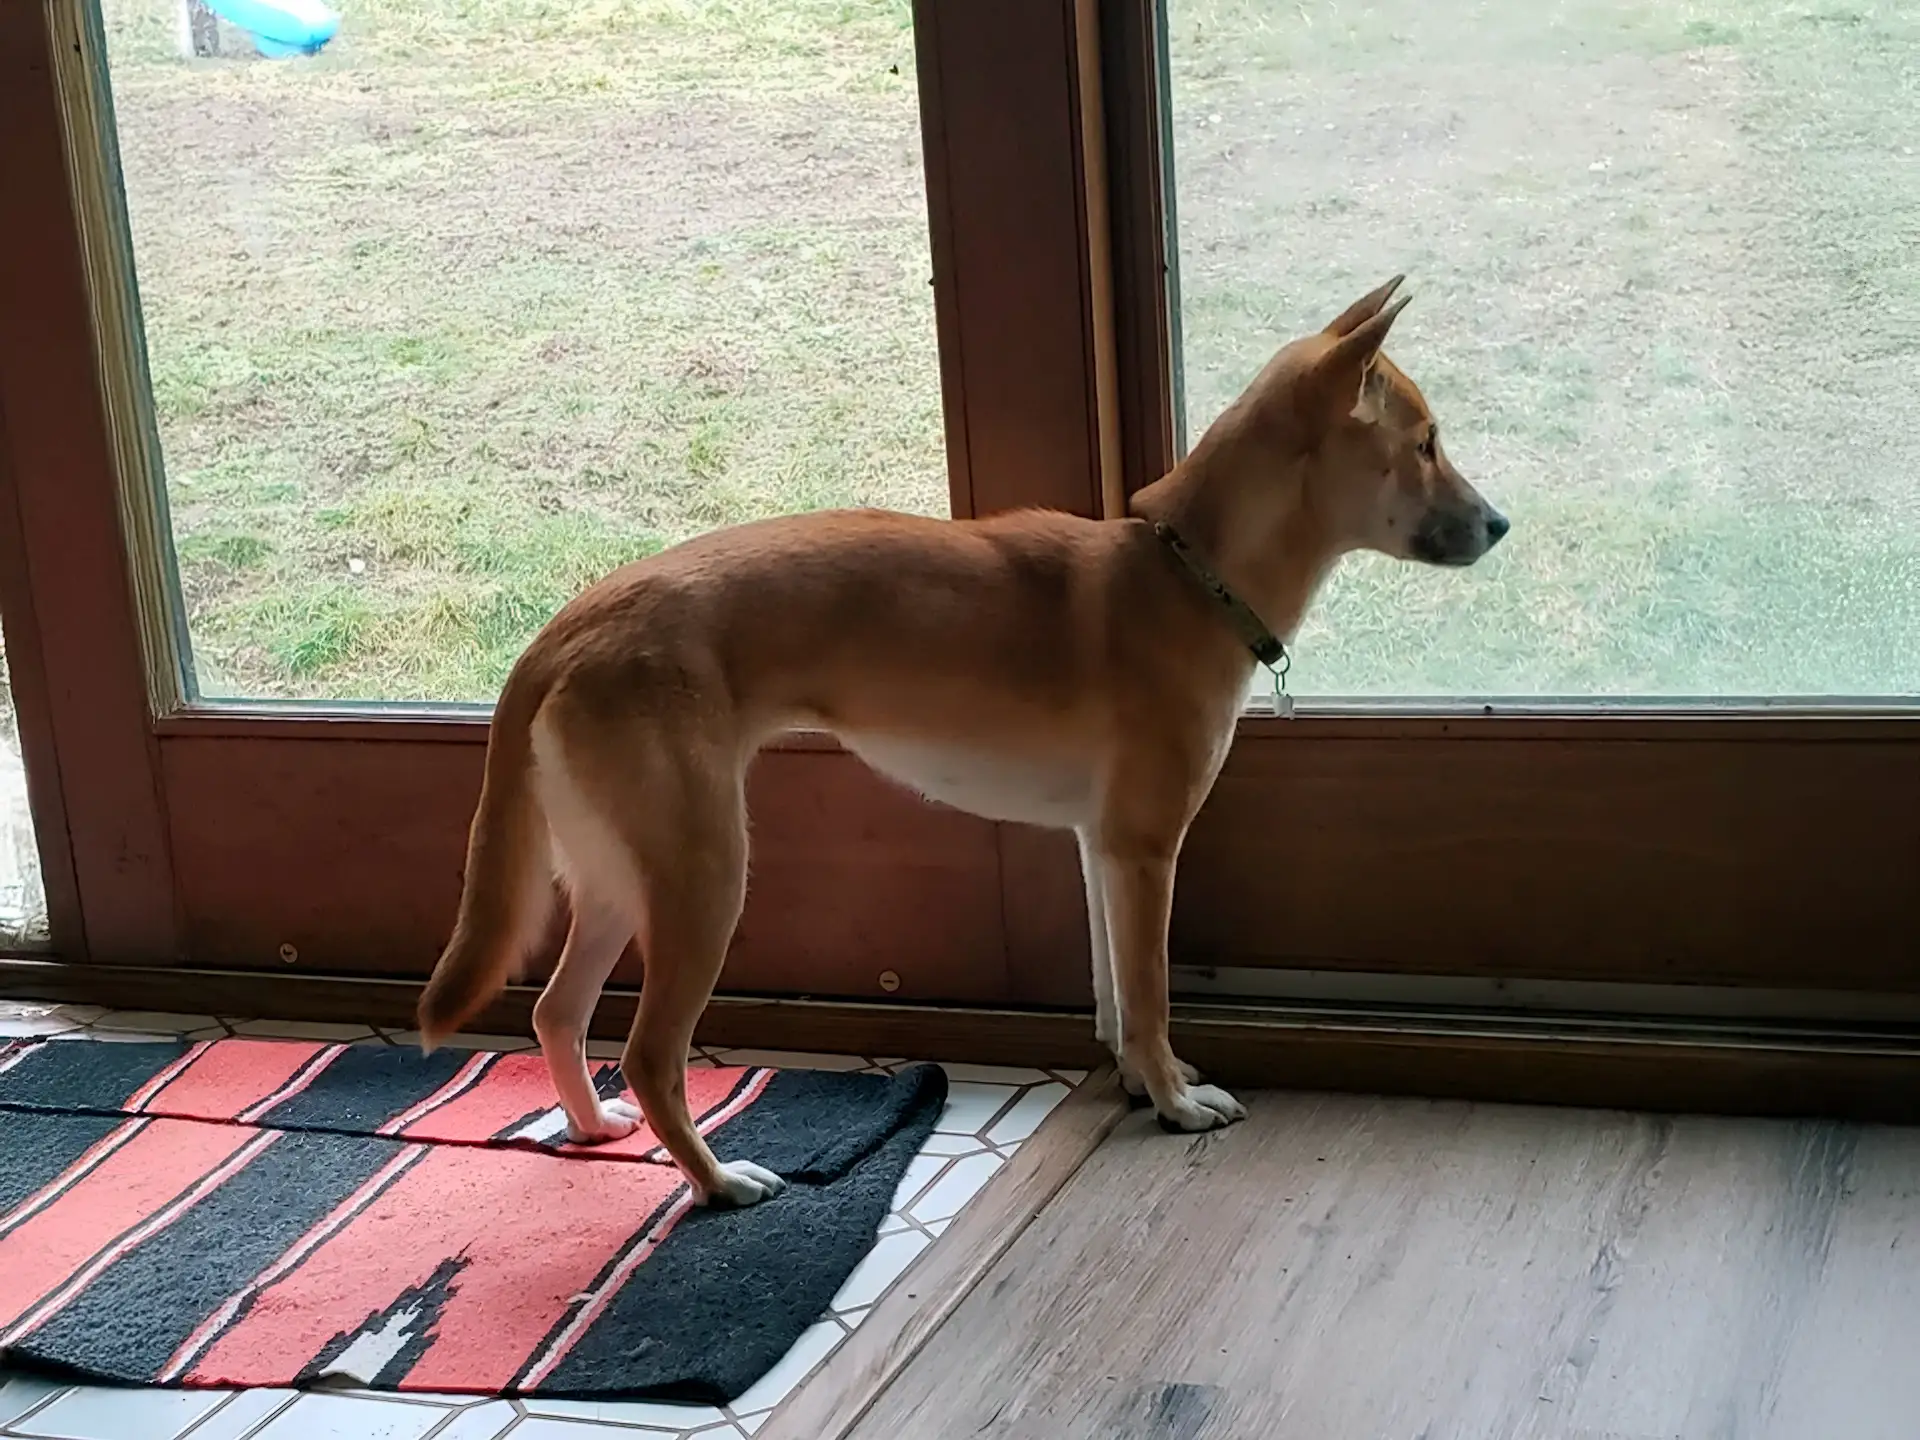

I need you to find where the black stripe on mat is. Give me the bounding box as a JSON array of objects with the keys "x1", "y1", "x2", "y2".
[
  {"x1": 706, "y1": 1064, "x2": 948, "y2": 1181},
  {"x1": 0, "y1": 1112, "x2": 129, "y2": 1219},
  {"x1": 8, "y1": 1130, "x2": 401, "y2": 1385},
  {"x1": 533, "y1": 1066, "x2": 946, "y2": 1401},
  {"x1": 0, "y1": 1041, "x2": 187, "y2": 1115},
  {"x1": 260, "y1": 1043, "x2": 476, "y2": 1133},
  {"x1": 509, "y1": 1184, "x2": 691, "y2": 1391}
]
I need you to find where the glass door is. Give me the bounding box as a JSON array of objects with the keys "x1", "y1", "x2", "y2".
[
  {"x1": 19, "y1": 0, "x2": 1911, "y2": 1044},
  {"x1": 1125, "y1": 0, "x2": 1920, "y2": 1015}
]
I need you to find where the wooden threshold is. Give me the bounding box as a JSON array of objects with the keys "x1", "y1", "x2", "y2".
[
  {"x1": 4, "y1": 959, "x2": 1920, "y2": 1119},
  {"x1": 0, "y1": 957, "x2": 1107, "y2": 1066},
  {"x1": 758, "y1": 1066, "x2": 1130, "y2": 1440}
]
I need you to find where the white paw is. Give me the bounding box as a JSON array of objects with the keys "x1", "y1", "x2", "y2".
[
  {"x1": 1155, "y1": 1083, "x2": 1247, "y2": 1134},
  {"x1": 567, "y1": 1098, "x2": 642, "y2": 1145},
  {"x1": 699, "y1": 1159, "x2": 787, "y2": 1209}
]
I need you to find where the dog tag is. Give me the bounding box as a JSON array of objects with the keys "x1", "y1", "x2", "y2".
[{"x1": 1275, "y1": 690, "x2": 1295, "y2": 719}]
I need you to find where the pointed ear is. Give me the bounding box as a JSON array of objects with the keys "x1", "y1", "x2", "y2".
[
  {"x1": 1301, "y1": 293, "x2": 1410, "y2": 430},
  {"x1": 1323, "y1": 275, "x2": 1406, "y2": 338}
]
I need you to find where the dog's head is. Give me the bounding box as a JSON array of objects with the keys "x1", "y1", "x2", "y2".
[{"x1": 1272, "y1": 277, "x2": 1507, "y2": 568}]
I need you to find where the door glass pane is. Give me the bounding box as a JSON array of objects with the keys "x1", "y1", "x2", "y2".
[
  {"x1": 100, "y1": 0, "x2": 943, "y2": 703},
  {"x1": 0, "y1": 632, "x2": 50, "y2": 947},
  {"x1": 1165, "y1": 0, "x2": 1919, "y2": 699}
]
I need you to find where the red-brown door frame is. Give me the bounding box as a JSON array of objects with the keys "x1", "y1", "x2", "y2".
[{"x1": 0, "y1": 2, "x2": 180, "y2": 964}]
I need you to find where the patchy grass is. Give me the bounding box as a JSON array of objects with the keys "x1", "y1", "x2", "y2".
[
  {"x1": 1169, "y1": 0, "x2": 1920, "y2": 695},
  {"x1": 104, "y1": 0, "x2": 939, "y2": 699},
  {"x1": 101, "y1": 0, "x2": 1919, "y2": 701}
]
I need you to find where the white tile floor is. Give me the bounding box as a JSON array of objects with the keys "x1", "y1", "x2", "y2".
[{"x1": 0, "y1": 1001, "x2": 1085, "y2": 1440}]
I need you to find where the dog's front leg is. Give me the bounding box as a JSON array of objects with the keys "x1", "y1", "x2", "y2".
[
  {"x1": 1097, "y1": 842, "x2": 1245, "y2": 1132},
  {"x1": 1079, "y1": 827, "x2": 1202, "y2": 1092}
]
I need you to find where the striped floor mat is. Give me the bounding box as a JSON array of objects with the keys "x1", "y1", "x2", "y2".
[{"x1": 0, "y1": 1036, "x2": 944, "y2": 1400}]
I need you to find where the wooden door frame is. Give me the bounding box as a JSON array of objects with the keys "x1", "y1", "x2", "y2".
[{"x1": 0, "y1": 0, "x2": 181, "y2": 964}]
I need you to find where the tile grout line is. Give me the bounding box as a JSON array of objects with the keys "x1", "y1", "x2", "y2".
[
  {"x1": 171, "y1": 1390, "x2": 248, "y2": 1440},
  {"x1": 1, "y1": 1385, "x2": 72, "y2": 1438},
  {"x1": 206, "y1": 1388, "x2": 302, "y2": 1440}
]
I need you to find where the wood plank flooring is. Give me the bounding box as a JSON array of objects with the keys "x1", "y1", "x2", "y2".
[{"x1": 843, "y1": 1092, "x2": 1920, "y2": 1439}]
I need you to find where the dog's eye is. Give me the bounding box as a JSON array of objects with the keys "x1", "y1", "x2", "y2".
[{"x1": 1417, "y1": 431, "x2": 1437, "y2": 461}]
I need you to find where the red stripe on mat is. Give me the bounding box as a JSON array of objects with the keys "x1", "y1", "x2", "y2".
[
  {"x1": 515, "y1": 1189, "x2": 697, "y2": 1388},
  {"x1": 183, "y1": 1144, "x2": 686, "y2": 1391},
  {"x1": 137, "y1": 1040, "x2": 330, "y2": 1122},
  {"x1": 399, "y1": 1057, "x2": 753, "y2": 1153},
  {"x1": 394, "y1": 1053, "x2": 565, "y2": 1143},
  {"x1": 0, "y1": 1119, "x2": 261, "y2": 1332},
  {"x1": 555, "y1": 1065, "x2": 762, "y2": 1160},
  {"x1": 0, "y1": 1118, "x2": 151, "y2": 1243},
  {"x1": 236, "y1": 1044, "x2": 349, "y2": 1124},
  {"x1": 123, "y1": 1041, "x2": 214, "y2": 1112},
  {"x1": 160, "y1": 1145, "x2": 430, "y2": 1383}
]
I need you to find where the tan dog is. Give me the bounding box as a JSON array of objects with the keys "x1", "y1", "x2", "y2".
[{"x1": 417, "y1": 278, "x2": 1506, "y2": 1206}]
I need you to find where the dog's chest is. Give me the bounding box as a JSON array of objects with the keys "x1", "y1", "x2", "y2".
[{"x1": 839, "y1": 733, "x2": 1094, "y2": 828}]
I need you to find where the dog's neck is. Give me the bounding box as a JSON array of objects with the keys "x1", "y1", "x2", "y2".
[{"x1": 1130, "y1": 418, "x2": 1343, "y2": 646}]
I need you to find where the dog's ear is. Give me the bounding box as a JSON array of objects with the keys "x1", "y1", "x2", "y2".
[
  {"x1": 1323, "y1": 275, "x2": 1405, "y2": 338},
  {"x1": 1300, "y1": 293, "x2": 1410, "y2": 430}
]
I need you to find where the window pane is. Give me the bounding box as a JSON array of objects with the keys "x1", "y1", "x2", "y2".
[
  {"x1": 1166, "y1": 0, "x2": 1920, "y2": 698},
  {"x1": 0, "y1": 631, "x2": 49, "y2": 947},
  {"x1": 101, "y1": 0, "x2": 943, "y2": 703}
]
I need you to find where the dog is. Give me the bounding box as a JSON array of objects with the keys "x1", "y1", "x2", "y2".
[{"x1": 417, "y1": 277, "x2": 1507, "y2": 1206}]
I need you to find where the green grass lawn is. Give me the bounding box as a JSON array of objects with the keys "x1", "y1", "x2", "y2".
[
  {"x1": 1168, "y1": 0, "x2": 1920, "y2": 696},
  {"x1": 105, "y1": 0, "x2": 941, "y2": 699},
  {"x1": 100, "y1": 0, "x2": 1918, "y2": 701}
]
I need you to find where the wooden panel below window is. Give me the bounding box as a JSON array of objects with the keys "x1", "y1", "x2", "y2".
[
  {"x1": 1176, "y1": 719, "x2": 1920, "y2": 991},
  {"x1": 158, "y1": 733, "x2": 1019, "y2": 1002}
]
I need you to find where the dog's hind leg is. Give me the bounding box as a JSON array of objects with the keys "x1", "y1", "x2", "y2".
[
  {"x1": 532, "y1": 896, "x2": 638, "y2": 1143},
  {"x1": 618, "y1": 752, "x2": 785, "y2": 1208},
  {"x1": 1076, "y1": 828, "x2": 1121, "y2": 1057}
]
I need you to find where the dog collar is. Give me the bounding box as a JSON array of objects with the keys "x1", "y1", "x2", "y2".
[{"x1": 1150, "y1": 521, "x2": 1289, "y2": 674}]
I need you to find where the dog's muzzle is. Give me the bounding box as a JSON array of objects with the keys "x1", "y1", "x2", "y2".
[{"x1": 1412, "y1": 507, "x2": 1508, "y2": 566}]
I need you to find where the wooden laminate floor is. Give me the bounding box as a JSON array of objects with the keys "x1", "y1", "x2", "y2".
[{"x1": 846, "y1": 1091, "x2": 1920, "y2": 1439}]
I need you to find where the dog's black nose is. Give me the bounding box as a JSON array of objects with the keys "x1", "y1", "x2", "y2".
[{"x1": 1485, "y1": 510, "x2": 1511, "y2": 545}]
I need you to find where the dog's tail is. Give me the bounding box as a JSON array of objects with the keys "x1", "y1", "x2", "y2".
[{"x1": 417, "y1": 660, "x2": 555, "y2": 1050}]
